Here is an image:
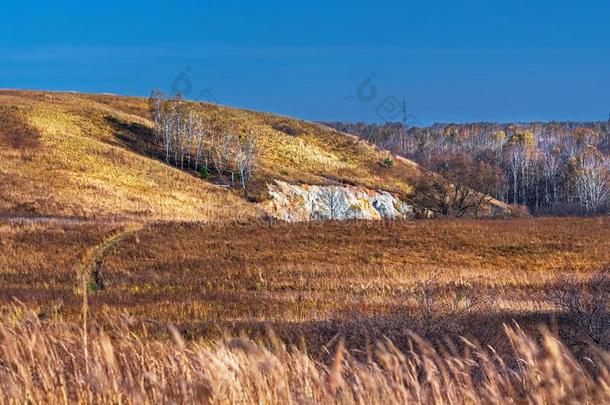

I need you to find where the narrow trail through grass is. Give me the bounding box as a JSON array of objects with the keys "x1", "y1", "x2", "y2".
[
  {"x1": 80, "y1": 223, "x2": 144, "y2": 284},
  {"x1": 76, "y1": 223, "x2": 144, "y2": 374}
]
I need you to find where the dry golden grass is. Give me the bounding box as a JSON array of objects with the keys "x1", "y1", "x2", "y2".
[
  {"x1": 0, "y1": 91, "x2": 257, "y2": 221},
  {"x1": 0, "y1": 307, "x2": 608, "y2": 404},
  {"x1": 0, "y1": 90, "x2": 421, "y2": 220},
  {"x1": 0, "y1": 216, "x2": 608, "y2": 403},
  {"x1": 1, "y1": 217, "x2": 608, "y2": 357}
]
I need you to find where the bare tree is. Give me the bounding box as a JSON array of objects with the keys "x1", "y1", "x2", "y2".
[
  {"x1": 329, "y1": 121, "x2": 610, "y2": 215},
  {"x1": 148, "y1": 94, "x2": 199, "y2": 169},
  {"x1": 149, "y1": 89, "x2": 165, "y2": 134},
  {"x1": 411, "y1": 270, "x2": 486, "y2": 339},
  {"x1": 192, "y1": 113, "x2": 207, "y2": 172},
  {"x1": 572, "y1": 148, "x2": 609, "y2": 214},
  {"x1": 541, "y1": 148, "x2": 561, "y2": 206},
  {"x1": 174, "y1": 101, "x2": 189, "y2": 169},
  {"x1": 548, "y1": 268, "x2": 610, "y2": 348},
  {"x1": 160, "y1": 100, "x2": 177, "y2": 164},
  {"x1": 148, "y1": 93, "x2": 262, "y2": 189},
  {"x1": 412, "y1": 152, "x2": 501, "y2": 217},
  {"x1": 210, "y1": 131, "x2": 237, "y2": 179},
  {"x1": 235, "y1": 132, "x2": 259, "y2": 190}
]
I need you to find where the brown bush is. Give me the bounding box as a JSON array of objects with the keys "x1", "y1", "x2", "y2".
[
  {"x1": 272, "y1": 121, "x2": 303, "y2": 136},
  {"x1": 548, "y1": 268, "x2": 610, "y2": 349}
]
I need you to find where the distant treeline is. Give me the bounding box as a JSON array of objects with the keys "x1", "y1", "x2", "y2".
[{"x1": 325, "y1": 121, "x2": 610, "y2": 215}]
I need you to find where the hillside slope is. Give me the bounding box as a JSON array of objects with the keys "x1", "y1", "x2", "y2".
[{"x1": 0, "y1": 90, "x2": 424, "y2": 221}]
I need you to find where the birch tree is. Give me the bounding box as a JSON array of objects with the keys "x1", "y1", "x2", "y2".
[
  {"x1": 572, "y1": 148, "x2": 609, "y2": 214},
  {"x1": 235, "y1": 132, "x2": 259, "y2": 190}
]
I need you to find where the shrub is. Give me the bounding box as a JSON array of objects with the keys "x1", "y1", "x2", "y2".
[
  {"x1": 381, "y1": 157, "x2": 394, "y2": 168},
  {"x1": 548, "y1": 268, "x2": 610, "y2": 348},
  {"x1": 272, "y1": 122, "x2": 302, "y2": 136},
  {"x1": 199, "y1": 165, "x2": 210, "y2": 179}
]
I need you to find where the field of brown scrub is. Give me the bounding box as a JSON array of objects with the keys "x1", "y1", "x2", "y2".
[{"x1": 1, "y1": 217, "x2": 607, "y2": 357}]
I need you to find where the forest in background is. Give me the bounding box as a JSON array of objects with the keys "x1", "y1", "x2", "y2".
[{"x1": 326, "y1": 121, "x2": 610, "y2": 215}]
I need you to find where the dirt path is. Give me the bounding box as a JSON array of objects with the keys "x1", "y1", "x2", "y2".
[
  {"x1": 1, "y1": 216, "x2": 91, "y2": 225},
  {"x1": 80, "y1": 223, "x2": 144, "y2": 283},
  {"x1": 0, "y1": 216, "x2": 141, "y2": 226}
]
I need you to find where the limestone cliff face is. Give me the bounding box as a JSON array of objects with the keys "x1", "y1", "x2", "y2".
[{"x1": 262, "y1": 180, "x2": 413, "y2": 222}]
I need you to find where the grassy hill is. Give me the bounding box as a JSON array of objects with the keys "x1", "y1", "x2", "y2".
[{"x1": 0, "y1": 90, "x2": 422, "y2": 220}]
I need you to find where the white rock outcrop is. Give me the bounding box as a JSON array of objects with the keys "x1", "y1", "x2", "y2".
[{"x1": 263, "y1": 180, "x2": 413, "y2": 222}]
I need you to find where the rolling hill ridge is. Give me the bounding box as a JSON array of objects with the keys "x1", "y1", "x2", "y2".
[{"x1": 0, "y1": 90, "x2": 508, "y2": 221}]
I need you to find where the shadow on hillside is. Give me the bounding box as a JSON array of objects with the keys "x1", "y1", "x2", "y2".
[
  {"x1": 0, "y1": 106, "x2": 42, "y2": 150},
  {"x1": 102, "y1": 115, "x2": 268, "y2": 199},
  {"x1": 103, "y1": 115, "x2": 161, "y2": 159}
]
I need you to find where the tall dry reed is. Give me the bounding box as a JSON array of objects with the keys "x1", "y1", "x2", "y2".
[{"x1": 0, "y1": 309, "x2": 608, "y2": 404}]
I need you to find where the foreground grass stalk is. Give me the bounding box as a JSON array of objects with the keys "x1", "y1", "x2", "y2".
[
  {"x1": 0, "y1": 310, "x2": 608, "y2": 404},
  {"x1": 82, "y1": 273, "x2": 89, "y2": 375}
]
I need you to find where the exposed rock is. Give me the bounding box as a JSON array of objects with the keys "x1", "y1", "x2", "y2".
[{"x1": 263, "y1": 180, "x2": 413, "y2": 222}]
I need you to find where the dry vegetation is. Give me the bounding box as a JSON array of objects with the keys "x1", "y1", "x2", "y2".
[
  {"x1": 1, "y1": 218, "x2": 608, "y2": 350},
  {"x1": 1, "y1": 310, "x2": 608, "y2": 404},
  {"x1": 0, "y1": 91, "x2": 256, "y2": 220},
  {"x1": 1, "y1": 90, "x2": 609, "y2": 403},
  {"x1": 0, "y1": 90, "x2": 422, "y2": 220},
  {"x1": 0, "y1": 217, "x2": 609, "y2": 403}
]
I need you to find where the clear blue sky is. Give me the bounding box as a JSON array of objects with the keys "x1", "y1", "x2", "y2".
[{"x1": 2, "y1": 0, "x2": 609, "y2": 124}]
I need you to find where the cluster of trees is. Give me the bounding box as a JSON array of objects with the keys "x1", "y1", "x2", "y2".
[
  {"x1": 149, "y1": 91, "x2": 259, "y2": 189},
  {"x1": 327, "y1": 121, "x2": 610, "y2": 215},
  {"x1": 410, "y1": 152, "x2": 504, "y2": 217}
]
